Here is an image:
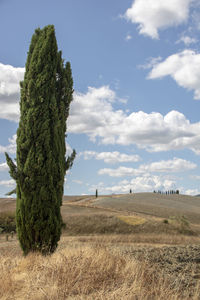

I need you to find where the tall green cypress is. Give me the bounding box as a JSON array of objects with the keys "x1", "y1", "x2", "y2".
[{"x1": 5, "y1": 25, "x2": 75, "y2": 255}]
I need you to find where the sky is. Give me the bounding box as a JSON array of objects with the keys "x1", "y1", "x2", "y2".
[{"x1": 1, "y1": 0, "x2": 200, "y2": 196}]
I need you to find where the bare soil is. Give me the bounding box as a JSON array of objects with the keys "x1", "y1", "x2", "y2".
[{"x1": 116, "y1": 244, "x2": 200, "y2": 291}]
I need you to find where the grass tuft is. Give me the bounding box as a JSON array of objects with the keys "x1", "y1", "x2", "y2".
[
  {"x1": 1, "y1": 238, "x2": 200, "y2": 299},
  {"x1": 118, "y1": 215, "x2": 146, "y2": 226}
]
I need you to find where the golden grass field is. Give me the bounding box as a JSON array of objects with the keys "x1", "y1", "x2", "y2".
[{"x1": 1, "y1": 193, "x2": 200, "y2": 299}]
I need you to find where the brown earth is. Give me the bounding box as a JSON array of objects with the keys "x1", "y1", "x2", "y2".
[{"x1": 114, "y1": 244, "x2": 200, "y2": 295}]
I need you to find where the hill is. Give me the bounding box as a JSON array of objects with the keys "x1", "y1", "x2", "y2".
[
  {"x1": 1, "y1": 193, "x2": 200, "y2": 236},
  {"x1": 86, "y1": 193, "x2": 200, "y2": 224},
  {"x1": 1, "y1": 192, "x2": 200, "y2": 224}
]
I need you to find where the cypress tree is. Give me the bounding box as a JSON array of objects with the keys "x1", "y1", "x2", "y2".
[{"x1": 5, "y1": 25, "x2": 75, "y2": 255}]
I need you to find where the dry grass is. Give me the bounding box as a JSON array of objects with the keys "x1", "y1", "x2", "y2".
[
  {"x1": 1, "y1": 193, "x2": 200, "y2": 299},
  {"x1": 63, "y1": 214, "x2": 149, "y2": 235},
  {"x1": 91, "y1": 193, "x2": 200, "y2": 224},
  {"x1": 69, "y1": 233, "x2": 200, "y2": 246},
  {"x1": 118, "y1": 215, "x2": 146, "y2": 226},
  {"x1": 1, "y1": 237, "x2": 200, "y2": 300}
]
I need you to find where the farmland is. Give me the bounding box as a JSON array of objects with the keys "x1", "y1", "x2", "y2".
[{"x1": 1, "y1": 193, "x2": 200, "y2": 299}]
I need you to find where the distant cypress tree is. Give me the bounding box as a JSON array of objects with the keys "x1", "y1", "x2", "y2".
[
  {"x1": 5, "y1": 25, "x2": 75, "y2": 255},
  {"x1": 96, "y1": 189, "x2": 98, "y2": 198}
]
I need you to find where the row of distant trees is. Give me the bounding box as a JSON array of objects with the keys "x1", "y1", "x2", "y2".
[
  {"x1": 154, "y1": 190, "x2": 180, "y2": 195},
  {"x1": 95, "y1": 189, "x2": 180, "y2": 198}
]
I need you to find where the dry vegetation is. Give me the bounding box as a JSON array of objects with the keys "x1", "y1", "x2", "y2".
[
  {"x1": 1, "y1": 235, "x2": 200, "y2": 299},
  {"x1": 1, "y1": 193, "x2": 200, "y2": 299}
]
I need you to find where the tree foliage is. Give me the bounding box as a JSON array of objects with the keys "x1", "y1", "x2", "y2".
[{"x1": 5, "y1": 25, "x2": 75, "y2": 255}]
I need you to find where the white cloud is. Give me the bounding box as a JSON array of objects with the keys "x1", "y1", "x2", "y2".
[
  {"x1": 80, "y1": 151, "x2": 141, "y2": 164},
  {"x1": 184, "y1": 188, "x2": 200, "y2": 195},
  {"x1": 139, "y1": 157, "x2": 197, "y2": 173},
  {"x1": 68, "y1": 86, "x2": 126, "y2": 144},
  {"x1": 0, "y1": 63, "x2": 24, "y2": 96},
  {"x1": 0, "y1": 162, "x2": 8, "y2": 171},
  {"x1": 2, "y1": 64, "x2": 200, "y2": 155},
  {"x1": 98, "y1": 157, "x2": 196, "y2": 177},
  {"x1": 100, "y1": 175, "x2": 176, "y2": 193},
  {"x1": 68, "y1": 86, "x2": 200, "y2": 154},
  {"x1": 176, "y1": 35, "x2": 197, "y2": 45},
  {"x1": 0, "y1": 102, "x2": 20, "y2": 123},
  {"x1": 124, "y1": 0, "x2": 192, "y2": 39},
  {"x1": 148, "y1": 50, "x2": 200, "y2": 100},
  {"x1": 0, "y1": 134, "x2": 16, "y2": 154},
  {"x1": 0, "y1": 179, "x2": 15, "y2": 187},
  {"x1": 99, "y1": 166, "x2": 141, "y2": 177},
  {"x1": 66, "y1": 142, "x2": 73, "y2": 157},
  {"x1": 88, "y1": 181, "x2": 105, "y2": 193},
  {"x1": 0, "y1": 63, "x2": 24, "y2": 122},
  {"x1": 138, "y1": 56, "x2": 162, "y2": 70}
]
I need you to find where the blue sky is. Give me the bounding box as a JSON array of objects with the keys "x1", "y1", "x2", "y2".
[{"x1": 1, "y1": 0, "x2": 200, "y2": 196}]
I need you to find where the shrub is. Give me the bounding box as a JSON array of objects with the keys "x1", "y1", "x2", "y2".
[{"x1": 0, "y1": 212, "x2": 16, "y2": 233}]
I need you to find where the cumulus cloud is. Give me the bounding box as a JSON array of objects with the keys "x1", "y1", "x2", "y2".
[
  {"x1": 68, "y1": 86, "x2": 200, "y2": 154},
  {"x1": 139, "y1": 158, "x2": 197, "y2": 173},
  {"x1": 124, "y1": 0, "x2": 192, "y2": 39},
  {"x1": 80, "y1": 151, "x2": 141, "y2": 164},
  {"x1": 98, "y1": 157, "x2": 196, "y2": 177},
  {"x1": 148, "y1": 50, "x2": 200, "y2": 100},
  {"x1": 68, "y1": 85, "x2": 126, "y2": 144},
  {"x1": 0, "y1": 162, "x2": 8, "y2": 171},
  {"x1": 2, "y1": 63, "x2": 200, "y2": 155},
  {"x1": 93, "y1": 175, "x2": 176, "y2": 194},
  {"x1": 99, "y1": 166, "x2": 141, "y2": 177},
  {"x1": 0, "y1": 134, "x2": 16, "y2": 154},
  {"x1": 0, "y1": 63, "x2": 24, "y2": 122}
]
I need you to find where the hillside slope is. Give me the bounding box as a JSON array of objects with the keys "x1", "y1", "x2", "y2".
[
  {"x1": 1, "y1": 193, "x2": 200, "y2": 224},
  {"x1": 83, "y1": 193, "x2": 200, "y2": 224}
]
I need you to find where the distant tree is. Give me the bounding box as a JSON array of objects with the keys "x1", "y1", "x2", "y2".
[
  {"x1": 5, "y1": 25, "x2": 76, "y2": 255},
  {"x1": 96, "y1": 189, "x2": 98, "y2": 198},
  {"x1": 176, "y1": 190, "x2": 179, "y2": 194},
  {"x1": 130, "y1": 189, "x2": 132, "y2": 194}
]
